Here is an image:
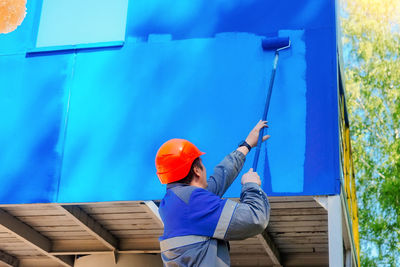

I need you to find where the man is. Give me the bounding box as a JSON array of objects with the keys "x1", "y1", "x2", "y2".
[{"x1": 155, "y1": 120, "x2": 271, "y2": 267}]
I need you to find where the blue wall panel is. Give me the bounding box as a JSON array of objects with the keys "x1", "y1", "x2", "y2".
[
  {"x1": 0, "y1": 0, "x2": 340, "y2": 203},
  {"x1": 58, "y1": 33, "x2": 309, "y2": 201},
  {"x1": 0, "y1": 53, "x2": 73, "y2": 203}
]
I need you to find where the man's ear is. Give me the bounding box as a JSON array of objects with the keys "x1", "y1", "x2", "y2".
[{"x1": 192, "y1": 165, "x2": 202, "y2": 178}]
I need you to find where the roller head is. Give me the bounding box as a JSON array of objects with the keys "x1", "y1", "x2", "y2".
[{"x1": 261, "y1": 37, "x2": 290, "y2": 50}]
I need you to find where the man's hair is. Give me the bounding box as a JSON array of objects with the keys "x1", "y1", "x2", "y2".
[{"x1": 175, "y1": 157, "x2": 203, "y2": 184}]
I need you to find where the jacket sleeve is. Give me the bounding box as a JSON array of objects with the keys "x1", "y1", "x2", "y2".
[
  {"x1": 206, "y1": 150, "x2": 246, "y2": 197},
  {"x1": 223, "y1": 182, "x2": 270, "y2": 240}
]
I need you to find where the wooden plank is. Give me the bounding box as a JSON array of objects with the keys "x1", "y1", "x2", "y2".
[
  {"x1": 270, "y1": 202, "x2": 321, "y2": 209},
  {"x1": 0, "y1": 206, "x2": 57, "y2": 211},
  {"x1": 80, "y1": 202, "x2": 141, "y2": 209},
  {"x1": 101, "y1": 223, "x2": 161, "y2": 231},
  {"x1": 278, "y1": 245, "x2": 328, "y2": 251},
  {"x1": 0, "y1": 238, "x2": 25, "y2": 243},
  {"x1": 230, "y1": 247, "x2": 266, "y2": 254},
  {"x1": 1, "y1": 247, "x2": 41, "y2": 253},
  {"x1": 46, "y1": 235, "x2": 98, "y2": 241},
  {"x1": 280, "y1": 247, "x2": 329, "y2": 253},
  {"x1": 33, "y1": 226, "x2": 85, "y2": 232},
  {"x1": 110, "y1": 235, "x2": 161, "y2": 240},
  {"x1": 15, "y1": 216, "x2": 75, "y2": 227},
  {"x1": 270, "y1": 231, "x2": 328, "y2": 238},
  {"x1": 90, "y1": 213, "x2": 152, "y2": 220},
  {"x1": 97, "y1": 218, "x2": 159, "y2": 225},
  {"x1": 269, "y1": 221, "x2": 327, "y2": 228},
  {"x1": 269, "y1": 215, "x2": 327, "y2": 222},
  {"x1": 270, "y1": 208, "x2": 327, "y2": 216},
  {"x1": 229, "y1": 244, "x2": 265, "y2": 251},
  {"x1": 15, "y1": 257, "x2": 48, "y2": 261},
  {"x1": 52, "y1": 240, "x2": 109, "y2": 252},
  {"x1": 119, "y1": 238, "x2": 160, "y2": 244},
  {"x1": 267, "y1": 225, "x2": 328, "y2": 232},
  {"x1": 16, "y1": 215, "x2": 69, "y2": 221},
  {"x1": 81, "y1": 206, "x2": 145, "y2": 214},
  {"x1": 0, "y1": 242, "x2": 27, "y2": 248},
  {"x1": 19, "y1": 221, "x2": 77, "y2": 228},
  {"x1": 2, "y1": 250, "x2": 41, "y2": 258},
  {"x1": 282, "y1": 252, "x2": 328, "y2": 266},
  {"x1": 230, "y1": 237, "x2": 260, "y2": 246},
  {"x1": 268, "y1": 196, "x2": 315, "y2": 202},
  {"x1": 1, "y1": 209, "x2": 65, "y2": 217},
  {"x1": 231, "y1": 253, "x2": 272, "y2": 267},
  {"x1": 41, "y1": 231, "x2": 95, "y2": 240},
  {"x1": 110, "y1": 229, "x2": 163, "y2": 237},
  {"x1": 58, "y1": 205, "x2": 119, "y2": 251},
  {"x1": 0, "y1": 233, "x2": 13, "y2": 238},
  {"x1": 0, "y1": 209, "x2": 74, "y2": 267},
  {"x1": 276, "y1": 238, "x2": 328, "y2": 245}
]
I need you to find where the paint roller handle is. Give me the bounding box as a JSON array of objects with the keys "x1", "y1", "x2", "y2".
[
  {"x1": 252, "y1": 129, "x2": 265, "y2": 172},
  {"x1": 252, "y1": 52, "x2": 279, "y2": 172}
]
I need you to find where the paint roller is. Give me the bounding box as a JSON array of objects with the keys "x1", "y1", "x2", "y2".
[{"x1": 252, "y1": 36, "x2": 291, "y2": 172}]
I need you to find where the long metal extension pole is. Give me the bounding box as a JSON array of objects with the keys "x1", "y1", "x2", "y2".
[{"x1": 252, "y1": 51, "x2": 279, "y2": 172}]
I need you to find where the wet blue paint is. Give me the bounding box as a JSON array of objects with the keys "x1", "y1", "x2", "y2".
[
  {"x1": 265, "y1": 30, "x2": 306, "y2": 193},
  {"x1": 57, "y1": 33, "x2": 274, "y2": 202},
  {"x1": 0, "y1": 54, "x2": 73, "y2": 203},
  {"x1": 0, "y1": 0, "x2": 340, "y2": 203}
]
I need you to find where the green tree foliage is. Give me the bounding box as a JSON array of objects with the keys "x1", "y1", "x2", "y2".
[{"x1": 340, "y1": 0, "x2": 400, "y2": 265}]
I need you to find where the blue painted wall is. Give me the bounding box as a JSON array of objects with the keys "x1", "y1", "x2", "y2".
[{"x1": 0, "y1": 0, "x2": 340, "y2": 203}]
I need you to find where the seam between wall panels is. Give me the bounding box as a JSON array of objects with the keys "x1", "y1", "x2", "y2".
[{"x1": 55, "y1": 52, "x2": 77, "y2": 202}]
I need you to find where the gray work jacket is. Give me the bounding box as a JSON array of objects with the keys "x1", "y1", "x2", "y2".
[{"x1": 160, "y1": 150, "x2": 270, "y2": 267}]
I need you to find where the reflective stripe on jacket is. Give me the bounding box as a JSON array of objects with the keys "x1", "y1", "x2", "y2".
[{"x1": 159, "y1": 150, "x2": 270, "y2": 266}]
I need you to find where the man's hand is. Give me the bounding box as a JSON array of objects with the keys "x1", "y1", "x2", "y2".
[
  {"x1": 245, "y1": 120, "x2": 270, "y2": 148},
  {"x1": 241, "y1": 168, "x2": 261, "y2": 186}
]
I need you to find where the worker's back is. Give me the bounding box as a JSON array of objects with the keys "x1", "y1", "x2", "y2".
[
  {"x1": 158, "y1": 150, "x2": 270, "y2": 267},
  {"x1": 159, "y1": 183, "x2": 232, "y2": 266}
]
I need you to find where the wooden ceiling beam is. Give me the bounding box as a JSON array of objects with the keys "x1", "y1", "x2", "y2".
[
  {"x1": 257, "y1": 230, "x2": 282, "y2": 267},
  {"x1": 0, "y1": 249, "x2": 18, "y2": 267},
  {"x1": 141, "y1": 201, "x2": 164, "y2": 227},
  {"x1": 0, "y1": 208, "x2": 74, "y2": 267},
  {"x1": 57, "y1": 205, "x2": 119, "y2": 251}
]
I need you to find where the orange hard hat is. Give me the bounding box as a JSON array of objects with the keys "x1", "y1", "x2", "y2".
[{"x1": 155, "y1": 139, "x2": 205, "y2": 184}]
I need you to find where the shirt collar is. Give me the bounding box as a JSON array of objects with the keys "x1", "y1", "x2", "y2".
[{"x1": 166, "y1": 182, "x2": 190, "y2": 190}]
